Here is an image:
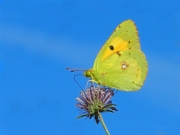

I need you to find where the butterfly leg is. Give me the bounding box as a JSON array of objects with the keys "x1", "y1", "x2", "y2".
[{"x1": 84, "y1": 79, "x2": 98, "y2": 90}]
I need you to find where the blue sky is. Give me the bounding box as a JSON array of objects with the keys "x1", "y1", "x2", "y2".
[{"x1": 0, "y1": 1, "x2": 180, "y2": 135}]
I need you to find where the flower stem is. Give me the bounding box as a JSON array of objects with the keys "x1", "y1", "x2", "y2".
[{"x1": 98, "y1": 112, "x2": 110, "y2": 135}]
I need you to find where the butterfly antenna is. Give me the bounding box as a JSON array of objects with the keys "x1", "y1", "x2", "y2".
[
  {"x1": 74, "y1": 74, "x2": 84, "y2": 90},
  {"x1": 66, "y1": 68, "x2": 86, "y2": 72}
]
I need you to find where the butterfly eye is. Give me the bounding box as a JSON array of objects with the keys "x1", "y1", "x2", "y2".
[{"x1": 109, "y1": 45, "x2": 114, "y2": 50}]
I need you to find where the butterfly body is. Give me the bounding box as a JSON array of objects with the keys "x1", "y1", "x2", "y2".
[{"x1": 84, "y1": 20, "x2": 148, "y2": 91}]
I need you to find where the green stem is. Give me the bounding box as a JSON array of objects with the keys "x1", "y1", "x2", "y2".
[{"x1": 98, "y1": 112, "x2": 110, "y2": 135}]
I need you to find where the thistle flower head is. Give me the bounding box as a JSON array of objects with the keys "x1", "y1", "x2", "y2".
[{"x1": 76, "y1": 85, "x2": 118, "y2": 124}]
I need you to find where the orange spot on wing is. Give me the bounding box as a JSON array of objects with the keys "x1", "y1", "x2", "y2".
[{"x1": 102, "y1": 38, "x2": 128, "y2": 61}]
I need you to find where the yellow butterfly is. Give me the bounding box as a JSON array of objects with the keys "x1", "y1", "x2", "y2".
[{"x1": 69, "y1": 20, "x2": 148, "y2": 91}]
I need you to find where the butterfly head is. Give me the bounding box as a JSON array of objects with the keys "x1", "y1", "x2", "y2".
[{"x1": 84, "y1": 69, "x2": 92, "y2": 78}]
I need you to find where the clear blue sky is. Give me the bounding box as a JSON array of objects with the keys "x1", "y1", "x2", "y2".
[{"x1": 0, "y1": 1, "x2": 180, "y2": 135}]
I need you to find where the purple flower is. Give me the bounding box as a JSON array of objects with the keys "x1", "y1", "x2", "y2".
[{"x1": 76, "y1": 85, "x2": 118, "y2": 124}]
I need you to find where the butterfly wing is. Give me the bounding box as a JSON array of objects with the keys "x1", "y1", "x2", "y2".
[
  {"x1": 92, "y1": 49, "x2": 148, "y2": 91},
  {"x1": 94, "y1": 19, "x2": 140, "y2": 66},
  {"x1": 88, "y1": 19, "x2": 148, "y2": 91}
]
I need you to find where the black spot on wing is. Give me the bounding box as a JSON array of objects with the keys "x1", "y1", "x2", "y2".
[{"x1": 109, "y1": 45, "x2": 114, "y2": 50}]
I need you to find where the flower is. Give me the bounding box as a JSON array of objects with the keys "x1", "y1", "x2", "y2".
[{"x1": 76, "y1": 85, "x2": 118, "y2": 124}]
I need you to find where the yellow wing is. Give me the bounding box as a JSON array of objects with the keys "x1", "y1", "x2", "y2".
[
  {"x1": 83, "y1": 19, "x2": 148, "y2": 91},
  {"x1": 84, "y1": 19, "x2": 148, "y2": 91}
]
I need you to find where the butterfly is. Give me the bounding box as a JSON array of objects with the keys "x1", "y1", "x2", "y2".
[{"x1": 69, "y1": 20, "x2": 148, "y2": 91}]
